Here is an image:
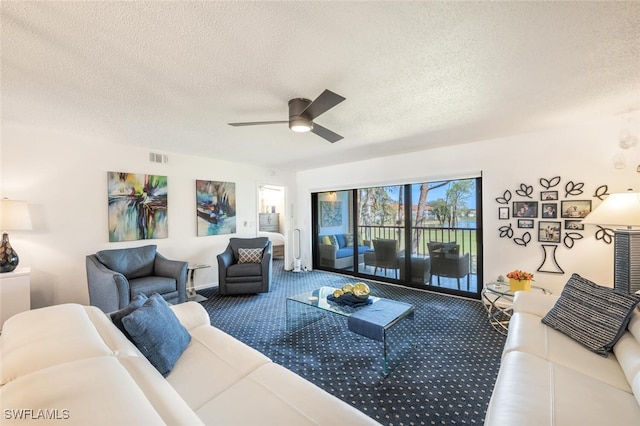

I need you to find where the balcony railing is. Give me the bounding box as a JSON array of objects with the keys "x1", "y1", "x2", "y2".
[{"x1": 359, "y1": 224, "x2": 478, "y2": 273}]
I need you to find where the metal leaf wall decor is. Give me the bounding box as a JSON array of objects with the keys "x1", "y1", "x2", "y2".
[{"x1": 497, "y1": 176, "x2": 611, "y2": 276}]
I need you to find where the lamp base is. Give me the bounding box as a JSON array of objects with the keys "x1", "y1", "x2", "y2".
[
  {"x1": 0, "y1": 232, "x2": 19, "y2": 273},
  {"x1": 614, "y1": 229, "x2": 640, "y2": 294}
]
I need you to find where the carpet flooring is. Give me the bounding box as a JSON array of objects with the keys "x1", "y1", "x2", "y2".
[{"x1": 197, "y1": 260, "x2": 506, "y2": 425}]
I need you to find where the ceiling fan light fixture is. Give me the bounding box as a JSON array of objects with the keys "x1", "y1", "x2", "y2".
[{"x1": 289, "y1": 117, "x2": 313, "y2": 133}]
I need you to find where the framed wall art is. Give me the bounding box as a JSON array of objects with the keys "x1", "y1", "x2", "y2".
[
  {"x1": 540, "y1": 190, "x2": 558, "y2": 201},
  {"x1": 518, "y1": 219, "x2": 534, "y2": 229},
  {"x1": 541, "y1": 203, "x2": 557, "y2": 218},
  {"x1": 538, "y1": 221, "x2": 561, "y2": 243},
  {"x1": 513, "y1": 201, "x2": 538, "y2": 218},
  {"x1": 320, "y1": 201, "x2": 342, "y2": 227},
  {"x1": 498, "y1": 207, "x2": 509, "y2": 220},
  {"x1": 196, "y1": 180, "x2": 236, "y2": 236},
  {"x1": 107, "y1": 171, "x2": 168, "y2": 242},
  {"x1": 560, "y1": 200, "x2": 592, "y2": 218},
  {"x1": 565, "y1": 219, "x2": 584, "y2": 230}
]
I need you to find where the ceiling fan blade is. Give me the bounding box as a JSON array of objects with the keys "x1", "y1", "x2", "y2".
[
  {"x1": 228, "y1": 121, "x2": 288, "y2": 127},
  {"x1": 301, "y1": 89, "x2": 345, "y2": 120},
  {"x1": 311, "y1": 123, "x2": 343, "y2": 143}
]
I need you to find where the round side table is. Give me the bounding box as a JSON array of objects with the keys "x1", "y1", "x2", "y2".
[{"x1": 482, "y1": 282, "x2": 551, "y2": 335}]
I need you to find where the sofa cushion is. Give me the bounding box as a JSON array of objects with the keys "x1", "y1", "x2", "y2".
[
  {"x1": 335, "y1": 247, "x2": 355, "y2": 259},
  {"x1": 335, "y1": 234, "x2": 347, "y2": 248},
  {"x1": 227, "y1": 262, "x2": 262, "y2": 277},
  {"x1": 541, "y1": 273, "x2": 640, "y2": 356},
  {"x1": 110, "y1": 292, "x2": 148, "y2": 339},
  {"x1": 485, "y1": 350, "x2": 640, "y2": 426},
  {"x1": 345, "y1": 233, "x2": 354, "y2": 247},
  {"x1": 323, "y1": 235, "x2": 339, "y2": 247},
  {"x1": 130, "y1": 276, "x2": 177, "y2": 297},
  {"x1": 96, "y1": 245, "x2": 157, "y2": 279},
  {"x1": 123, "y1": 293, "x2": 191, "y2": 377},
  {"x1": 238, "y1": 248, "x2": 263, "y2": 264}
]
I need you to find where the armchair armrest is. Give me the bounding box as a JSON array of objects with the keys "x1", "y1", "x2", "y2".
[
  {"x1": 262, "y1": 241, "x2": 273, "y2": 286},
  {"x1": 86, "y1": 255, "x2": 130, "y2": 313},
  {"x1": 154, "y1": 253, "x2": 188, "y2": 303},
  {"x1": 217, "y1": 245, "x2": 235, "y2": 284}
]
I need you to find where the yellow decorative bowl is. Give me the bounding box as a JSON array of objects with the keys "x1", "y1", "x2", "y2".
[
  {"x1": 342, "y1": 283, "x2": 354, "y2": 294},
  {"x1": 352, "y1": 282, "x2": 370, "y2": 300}
]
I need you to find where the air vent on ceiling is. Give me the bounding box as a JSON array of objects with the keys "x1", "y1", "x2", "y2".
[{"x1": 149, "y1": 152, "x2": 168, "y2": 164}]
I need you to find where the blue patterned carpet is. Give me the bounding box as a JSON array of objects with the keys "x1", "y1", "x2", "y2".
[{"x1": 197, "y1": 260, "x2": 505, "y2": 425}]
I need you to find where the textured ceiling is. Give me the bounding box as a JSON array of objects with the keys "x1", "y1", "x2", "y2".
[{"x1": 2, "y1": 1, "x2": 640, "y2": 171}]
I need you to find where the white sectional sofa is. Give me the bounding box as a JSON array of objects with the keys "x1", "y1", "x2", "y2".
[
  {"x1": 0, "y1": 302, "x2": 379, "y2": 425},
  {"x1": 485, "y1": 290, "x2": 640, "y2": 425}
]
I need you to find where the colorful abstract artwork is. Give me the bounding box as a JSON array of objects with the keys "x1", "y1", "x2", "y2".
[
  {"x1": 107, "y1": 172, "x2": 168, "y2": 242},
  {"x1": 196, "y1": 180, "x2": 236, "y2": 236}
]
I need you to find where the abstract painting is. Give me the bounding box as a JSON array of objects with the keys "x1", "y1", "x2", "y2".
[
  {"x1": 321, "y1": 201, "x2": 342, "y2": 227},
  {"x1": 107, "y1": 172, "x2": 168, "y2": 242},
  {"x1": 196, "y1": 180, "x2": 236, "y2": 236}
]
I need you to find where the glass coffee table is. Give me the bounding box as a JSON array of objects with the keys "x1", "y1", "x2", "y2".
[
  {"x1": 482, "y1": 282, "x2": 552, "y2": 335},
  {"x1": 286, "y1": 286, "x2": 414, "y2": 374}
]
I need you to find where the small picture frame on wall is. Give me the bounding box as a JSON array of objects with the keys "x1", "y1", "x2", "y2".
[
  {"x1": 540, "y1": 191, "x2": 558, "y2": 201},
  {"x1": 513, "y1": 201, "x2": 538, "y2": 218},
  {"x1": 561, "y1": 200, "x2": 592, "y2": 218},
  {"x1": 538, "y1": 221, "x2": 561, "y2": 243},
  {"x1": 517, "y1": 219, "x2": 534, "y2": 229},
  {"x1": 498, "y1": 207, "x2": 509, "y2": 220},
  {"x1": 541, "y1": 203, "x2": 557, "y2": 218},
  {"x1": 565, "y1": 219, "x2": 584, "y2": 230}
]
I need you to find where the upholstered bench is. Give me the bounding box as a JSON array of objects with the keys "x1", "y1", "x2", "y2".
[{"x1": 348, "y1": 299, "x2": 415, "y2": 373}]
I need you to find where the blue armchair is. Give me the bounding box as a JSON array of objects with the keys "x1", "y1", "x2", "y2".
[{"x1": 86, "y1": 245, "x2": 187, "y2": 313}]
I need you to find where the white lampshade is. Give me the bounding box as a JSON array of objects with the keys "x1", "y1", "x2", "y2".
[
  {"x1": 0, "y1": 199, "x2": 33, "y2": 231},
  {"x1": 581, "y1": 190, "x2": 640, "y2": 229}
]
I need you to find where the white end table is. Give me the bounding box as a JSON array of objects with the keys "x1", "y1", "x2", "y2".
[
  {"x1": 187, "y1": 264, "x2": 210, "y2": 302},
  {"x1": 0, "y1": 267, "x2": 31, "y2": 331},
  {"x1": 482, "y1": 281, "x2": 551, "y2": 335}
]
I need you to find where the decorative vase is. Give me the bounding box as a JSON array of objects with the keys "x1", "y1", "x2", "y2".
[
  {"x1": 0, "y1": 232, "x2": 19, "y2": 273},
  {"x1": 509, "y1": 278, "x2": 531, "y2": 292}
]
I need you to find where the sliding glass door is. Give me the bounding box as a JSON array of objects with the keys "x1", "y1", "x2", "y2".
[{"x1": 312, "y1": 177, "x2": 482, "y2": 298}]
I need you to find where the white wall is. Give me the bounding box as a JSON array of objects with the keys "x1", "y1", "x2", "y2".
[
  {"x1": 295, "y1": 116, "x2": 640, "y2": 294},
  {"x1": 3, "y1": 115, "x2": 639, "y2": 308},
  {"x1": 1, "y1": 122, "x2": 295, "y2": 309}
]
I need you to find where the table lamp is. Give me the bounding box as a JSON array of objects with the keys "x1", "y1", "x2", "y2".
[
  {"x1": 582, "y1": 189, "x2": 640, "y2": 293},
  {"x1": 0, "y1": 199, "x2": 33, "y2": 273}
]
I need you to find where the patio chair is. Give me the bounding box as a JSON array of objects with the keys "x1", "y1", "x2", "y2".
[
  {"x1": 427, "y1": 242, "x2": 470, "y2": 290},
  {"x1": 372, "y1": 239, "x2": 400, "y2": 279}
]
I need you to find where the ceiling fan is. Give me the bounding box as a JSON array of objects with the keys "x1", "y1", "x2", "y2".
[{"x1": 228, "y1": 89, "x2": 346, "y2": 143}]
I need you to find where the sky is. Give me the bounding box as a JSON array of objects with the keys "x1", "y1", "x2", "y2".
[{"x1": 384, "y1": 179, "x2": 477, "y2": 209}]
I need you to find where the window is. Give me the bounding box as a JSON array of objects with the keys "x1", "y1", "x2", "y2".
[{"x1": 312, "y1": 178, "x2": 482, "y2": 298}]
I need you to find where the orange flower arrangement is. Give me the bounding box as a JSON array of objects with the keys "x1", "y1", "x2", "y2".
[{"x1": 506, "y1": 269, "x2": 534, "y2": 281}]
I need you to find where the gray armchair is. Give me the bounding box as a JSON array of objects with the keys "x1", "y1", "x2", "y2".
[
  {"x1": 217, "y1": 237, "x2": 272, "y2": 295},
  {"x1": 86, "y1": 245, "x2": 187, "y2": 313},
  {"x1": 427, "y1": 242, "x2": 470, "y2": 290}
]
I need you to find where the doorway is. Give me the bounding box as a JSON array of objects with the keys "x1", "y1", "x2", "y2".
[{"x1": 258, "y1": 184, "x2": 286, "y2": 263}]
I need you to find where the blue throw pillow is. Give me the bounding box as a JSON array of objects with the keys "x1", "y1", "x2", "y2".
[
  {"x1": 110, "y1": 292, "x2": 148, "y2": 339},
  {"x1": 122, "y1": 293, "x2": 191, "y2": 376}
]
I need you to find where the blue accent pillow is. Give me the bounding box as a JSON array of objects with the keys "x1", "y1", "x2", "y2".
[
  {"x1": 122, "y1": 293, "x2": 191, "y2": 376},
  {"x1": 110, "y1": 292, "x2": 148, "y2": 339},
  {"x1": 542, "y1": 273, "x2": 640, "y2": 356}
]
